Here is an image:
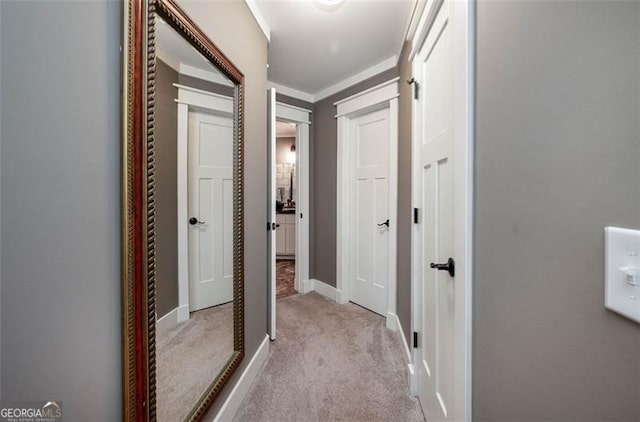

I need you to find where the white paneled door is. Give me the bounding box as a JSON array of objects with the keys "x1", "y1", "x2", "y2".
[
  {"x1": 413, "y1": 0, "x2": 470, "y2": 420},
  {"x1": 349, "y1": 107, "x2": 391, "y2": 316},
  {"x1": 188, "y1": 110, "x2": 234, "y2": 312}
]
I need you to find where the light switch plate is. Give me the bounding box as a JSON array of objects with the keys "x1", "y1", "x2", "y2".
[{"x1": 605, "y1": 227, "x2": 640, "y2": 323}]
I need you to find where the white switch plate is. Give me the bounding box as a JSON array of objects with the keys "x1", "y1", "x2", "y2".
[{"x1": 605, "y1": 227, "x2": 640, "y2": 323}]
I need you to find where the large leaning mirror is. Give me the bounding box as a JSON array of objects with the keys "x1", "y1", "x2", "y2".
[{"x1": 122, "y1": 0, "x2": 245, "y2": 420}]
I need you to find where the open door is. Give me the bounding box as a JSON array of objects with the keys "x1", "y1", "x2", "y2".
[{"x1": 267, "y1": 88, "x2": 277, "y2": 340}]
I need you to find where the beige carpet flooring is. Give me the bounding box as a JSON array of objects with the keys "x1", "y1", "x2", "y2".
[
  {"x1": 157, "y1": 303, "x2": 234, "y2": 421},
  {"x1": 235, "y1": 292, "x2": 425, "y2": 422}
]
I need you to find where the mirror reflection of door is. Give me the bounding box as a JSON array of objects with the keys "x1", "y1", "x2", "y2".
[
  {"x1": 153, "y1": 14, "x2": 236, "y2": 422},
  {"x1": 188, "y1": 110, "x2": 234, "y2": 311}
]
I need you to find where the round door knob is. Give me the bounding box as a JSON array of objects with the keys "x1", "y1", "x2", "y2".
[{"x1": 189, "y1": 217, "x2": 205, "y2": 225}]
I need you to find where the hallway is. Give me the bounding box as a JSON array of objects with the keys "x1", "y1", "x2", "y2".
[{"x1": 235, "y1": 292, "x2": 424, "y2": 422}]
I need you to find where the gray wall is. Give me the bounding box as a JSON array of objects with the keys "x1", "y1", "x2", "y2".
[
  {"x1": 1, "y1": 1, "x2": 121, "y2": 419},
  {"x1": 312, "y1": 67, "x2": 399, "y2": 286},
  {"x1": 397, "y1": 42, "x2": 413, "y2": 342},
  {"x1": 173, "y1": 1, "x2": 269, "y2": 418},
  {"x1": 156, "y1": 59, "x2": 180, "y2": 319},
  {"x1": 474, "y1": 1, "x2": 640, "y2": 421}
]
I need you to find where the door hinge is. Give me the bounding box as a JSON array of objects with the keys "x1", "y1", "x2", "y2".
[
  {"x1": 413, "y1": 208, "x2": 419, "y2": 224},
  {"x1": 408, "y1": 78, "x2": 419, "y2": 100},
  {"x1": 413, "y1": 331, "x2": 418, "y2": 348}
]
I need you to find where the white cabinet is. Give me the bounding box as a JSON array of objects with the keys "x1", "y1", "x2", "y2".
[{"x1": 276, "y1": 213, "x2": 296, "y2": 256}]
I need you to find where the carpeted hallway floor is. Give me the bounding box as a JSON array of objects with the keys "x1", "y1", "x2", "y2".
[{"x1": 235, "y1": 292, "x2": 425, "y2": 422}]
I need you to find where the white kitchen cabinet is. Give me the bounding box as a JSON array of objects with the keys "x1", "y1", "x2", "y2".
[{"x1": 276, "y1": 213, "x2": 296, "y2": 256}]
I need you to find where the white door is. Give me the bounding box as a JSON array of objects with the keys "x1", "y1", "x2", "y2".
[
  {"x1": 188, "y1": 110, "x2": 234, "y2": 311},
  {"x1": 349, "y1": 107, "x2": 391, "y2": 316},
  {"x1": 415, "y1": 2, "x2": 463, "y2": 420},
  {"x1": 267, "y1": 88, "x2": 277, "y2": 339},
  {"x1": 275, "y1": 215, "x2": 286, "y2": 255}
]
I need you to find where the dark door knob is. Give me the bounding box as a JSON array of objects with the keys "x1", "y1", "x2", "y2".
[
  {"x1": 189, "y1": 217, "x2": 205, "y2": 225},
  {"x1": 377, "y1": 219, "x2": 390, "y2": 228},
  {"x1": 271, "y1": 222, "x2": 280, "y2": 230},
  {"x1": 430, "y1": 257, "x2": 455, "y2": 277}
]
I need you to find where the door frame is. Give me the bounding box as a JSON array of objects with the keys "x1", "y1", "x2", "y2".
[
  {"x1": 335, "y1": 78, "x2": 399, "y2": 330},
  {"x1": 409, "y1": 0, "x2": 475, "y2": 419},
  {"x1": 267, "y1": 96, "x2": 312, "y2": 340},
  {"x1": 176, "y1": 83, "x2": 234, "y2": 322}
]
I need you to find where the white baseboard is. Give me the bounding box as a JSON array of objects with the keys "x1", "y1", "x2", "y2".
[
  {"x1": 386, "y1": 311, "x2": 398, "y2": 331},
  {"x1": 213, "y1": 334, "x2": 270, "y2": 422},
  {"x1": 301, "y1": 278, "x2": 315, "y2": 294},
  {"x1": 308, "y1": 279, "x2": 341, "y2": 302},
  {"x1": 157, "y1": 305, "x2": 190, "y2": 338},
  {"x1": 389, "y1": 312, "x2": 417, "y2": 396},
  {"x1": 177, "y1": 304, "x2": 190, "y2": 323}
]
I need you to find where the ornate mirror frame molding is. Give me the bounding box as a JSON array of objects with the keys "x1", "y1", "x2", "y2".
[{"x1": 121, "y1": 0, "x2": 245, "y2": 420}]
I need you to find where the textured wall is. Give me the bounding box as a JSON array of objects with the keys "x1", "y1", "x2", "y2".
[
  {"x1": 474, "y1": 1, "x2": 640, "y2": 420},
  {"x1": 397, "y1": 41, "x2": 413, "y2": 342},
  {"x1": 155, "y1": 59, "x2": 179, "y2": 319},
  {"x1": 0, "y1": 1, "x2": 121, "y2": 419},
  {"x1": 312, "y1": 67, "x2": 399, "y2": 286}
]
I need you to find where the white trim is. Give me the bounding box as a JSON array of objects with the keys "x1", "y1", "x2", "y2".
[
  {"x1": 156, "y1": 305, "x2": 189, "y2": 338},
  {"x1": 409, "y1": 0, "x2": 444, "y2": 61},
  {"x1": 334, "y1": 78, "x2": 400, "y2": 118},
  {"x1": 179, "y1": 63, "x2": 234, "y2": 88},
  {"x1": 405, "y1": 0, "x2": 428, "y2": 42},
  {"x1": 267, "y1": 89, "x2": 277, "y2": 340},
  {"x1": 304, "y1": 279, "x2": 341, "y2": 302},
  {"x1": 335, "y1": 80, "x2": 399, "y2": 324},
  {"x1": 244, "y1": 0, "x2": 271, "y2": 42},
  {"x1": 397, "y1": 0, "x2": 421, "y2": 58},
  {"x1": 174, "y1": 83, "x2": 233, "y2": 115},
  {"x1": 389, "y1": 312, "x2": 417, "y2": 396},
  {"x1": 213, "y1": 334, "x2": 270, "y2": 422},
  {"x1": 156, "y1": 308, "x2": 175, "y2": 337},
  {"x1": 314, "y1": 56, "x2": 398, "y2": 102},
  {"x1": 268, "y1": 82, "x2": 315, "y2": 104},
  {"x1": 275, "y1": 102, "x2": 312, "y2": 125}
]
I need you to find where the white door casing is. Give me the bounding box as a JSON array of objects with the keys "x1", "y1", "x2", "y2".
[
  {"x1": 176, "y1": 84, "x2": 234, "y2": 321},
  {"x1": 410, "y1": 0, "x2": 474, "y2": 420},
  {"x1": 267, "y1": 88, "x2": 277, "y2": 339},
  {"x1": 336, "y1": 78, "x2": 399, "y2": 328},
  {"x1": 188, "y1": 110, "x2": 234, "y2": 312}
]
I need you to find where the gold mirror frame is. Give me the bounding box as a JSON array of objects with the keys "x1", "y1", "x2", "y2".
[{"x1": 121, "y1": 0, "x2": 245, "y2": 420}]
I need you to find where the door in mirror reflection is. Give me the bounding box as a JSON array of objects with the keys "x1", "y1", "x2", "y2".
[{"x1": 154, "y1": 14, "x2": 236, "y2": 422}]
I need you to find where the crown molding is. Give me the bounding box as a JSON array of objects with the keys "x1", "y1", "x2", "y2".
[
  {"x1": 313, "y1": 55, "x2": 398, "y2": 102},
  {"x1": 244, "y1": 0, "x2": 271, "y2": 42},
  {"x1": 269, "y1": 56, "x2": 401, "y2": 105},
  {"x1": 268, "y1": 82, "x2": 315, "y2": 103}
]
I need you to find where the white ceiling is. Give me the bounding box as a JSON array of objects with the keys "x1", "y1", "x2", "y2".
[
  {"x1": 156, "y1": 16, "x2": 233, "y2": 86},
  {"x1": 255, "y1": 0, "x2": 414, "y2": 100},
  {"x1": 276, "y1": 121, "x2": 296, "y2": 137}
]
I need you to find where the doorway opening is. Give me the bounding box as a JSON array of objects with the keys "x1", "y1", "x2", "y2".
[
  {"x1": 267, "y1": 89, "x2": 311, "y2": 340},
  {"x1": 275, "y1": 121, "x2": 298, "y2": 300}
]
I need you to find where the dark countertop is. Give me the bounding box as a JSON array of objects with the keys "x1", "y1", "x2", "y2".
[{"x1": 277, "y1": 208, "x2": 296, "y2": 215}]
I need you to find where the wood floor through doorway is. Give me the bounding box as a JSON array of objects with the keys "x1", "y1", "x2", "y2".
[{"x1": 235, "y1": 292, "x2": 424, "y2": 422}]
